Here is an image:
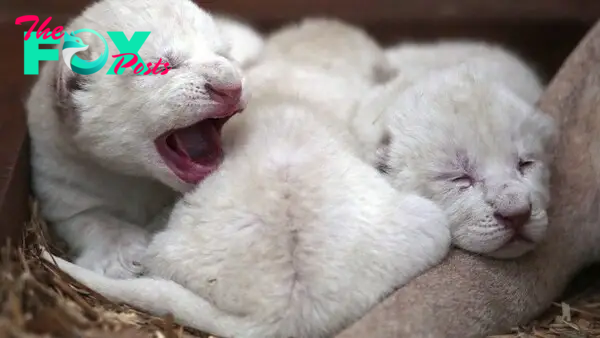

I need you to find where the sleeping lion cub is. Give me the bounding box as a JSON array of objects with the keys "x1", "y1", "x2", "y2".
[{"x1": 354, "y1": 61, "x2": 556, "y2": 259}]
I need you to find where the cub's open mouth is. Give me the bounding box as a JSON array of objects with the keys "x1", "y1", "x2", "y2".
[{"x1": 155, "y1": 113, "x2": 238, "y2": 184}]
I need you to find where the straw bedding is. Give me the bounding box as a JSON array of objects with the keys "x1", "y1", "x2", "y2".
[
  {"x1": 2, "y1": 202, "x2": 600, "y2": 338},
  {"x1": 0, "y1": 203, "x2": 213, "y2": 338}
]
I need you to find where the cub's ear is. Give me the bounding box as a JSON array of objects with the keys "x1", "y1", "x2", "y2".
[
  {"x1": 52, "y1": 61, "x2": 87, "y2": 132},
  {"x1": 531, "y1": 107, "x2": 559, "y2": 149},
  {"x1": 372, "y1": 57, "x2": 398, "y2": 85}
]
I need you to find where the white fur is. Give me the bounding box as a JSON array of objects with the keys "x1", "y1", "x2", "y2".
[
  {"x1": 262, "y1": 18, "x2": 396, "y2": 85},
  {"x1": 360, "y1": 62, "x2": 556, "y2": 259},
  {"x1": 247, "y1": 17, "x2": 397, "y2": 160},
  {"x1": 213, "y1": 15, "x2": 265, "y2": 68},
  {"x1": 350, "y1": 41, "x2": 545, "y2": 167},
  {"x1": 27, "y1": 0, "x2": 252, "y2": 278},
  {"x1": 44, "y1": 19, "x2": 451, "y2": 338},
  {"x1": 384, "y1": 40, "x2": 543, "y2": 104}
]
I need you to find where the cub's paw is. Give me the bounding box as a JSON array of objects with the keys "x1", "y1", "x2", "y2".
[
  {"x1": 397, "y1": 194, "x2": 452, "y2": 257},
  {"x1": 75, "y1": 232, "x2": 149, "y2": 279}
]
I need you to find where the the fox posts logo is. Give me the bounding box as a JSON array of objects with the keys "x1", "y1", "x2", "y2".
[
  {"x1": 61, "y1": 29, "x2": 109, "y2": 75},
  {"x1": 16, "y1": 15, "x2": 171, "y2": 76}
]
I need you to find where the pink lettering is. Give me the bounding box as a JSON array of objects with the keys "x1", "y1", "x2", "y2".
[
  {"x1": 151, "y1": 59, "x2": 163, "y2": 75},
  {"x1": 112, "y1": 54, "x2": 168, "y2": 75},
  {"x1": 43, "y1": 29, "x2": 54, "y2": 40},
  {"x1": 143, "y1": 62, "x2": 153, "y2": 75},
  {"x1": 133, "y1": 62, "x2": 145, "y2": 75},
  {"x1": 36, "y1": 17, "x2": 52, "y2": 39},
  {"x1": 147, "y1": 58, "x2": 171, "y2": 75},
  {"x1": 15, "y1": 15, "x2": 39, "y2": 41},
  {"x1": 51, "y1": 26, "x2": 63, "y2": 40},
  {"x1": 15, "y1": 15, "x2": 64, "y2": 41},
  {"x1": 160, "y1": 63, "x2": 171, "y2": 75},
  {"x1": 112, "y1": 53, "x2": 139, "y2": 73}
]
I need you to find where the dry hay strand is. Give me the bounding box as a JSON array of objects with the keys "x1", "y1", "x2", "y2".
[
  {"x1": 488, "y1": 278, "x2": 600, "y2": 337},
  {"x1": 488, "y1": 295, "x2": 600, "y2": 338},
  {"x1": 0, "y1": 201, "x2": 215, "y2": 338}
]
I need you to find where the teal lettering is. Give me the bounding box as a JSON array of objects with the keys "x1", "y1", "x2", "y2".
[
  {"x1": 107, "y1": 31, "x2": 150, "y2": 75},
  {"x1": 23, "y1": 31, "x2": 60, "y2": 75}
]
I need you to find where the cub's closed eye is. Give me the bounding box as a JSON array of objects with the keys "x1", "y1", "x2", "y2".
[
  {"x1": 518, "y1": 159, "x2": 535, "y2": 174},
  {"x1": 162, "y1": 59, "x2": 178, "y2": 70},
  {"x1": 450, "y1": 174, "x2": 474, "y2": 190},
  {"x1": 162, "y1": 52, "x2": 183, "y2": 70},
  {"x1": 215, "y1": 44, "x2": 232, "y2": 60},
  {"x1": 216, "y1": 50, "x2": 232, "y2": 61}
]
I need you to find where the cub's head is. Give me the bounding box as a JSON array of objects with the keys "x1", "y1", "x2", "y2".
[
  {"x1": 263, "y1": 17, "x2": 397, "y2": 84},
  {"x1": 374, "y1": 65, "x2": 556, "y2": 259},
  {"x1": 50, "y1": 0, "x2": 246, "y2": 192}
]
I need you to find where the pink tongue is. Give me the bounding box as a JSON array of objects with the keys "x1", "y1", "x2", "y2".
[{"x1": 172, "y1": 120, "x2": 221, "y2": 163}]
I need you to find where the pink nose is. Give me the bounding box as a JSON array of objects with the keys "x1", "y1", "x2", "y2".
[
  {"x1": 493, "y1": 204, "x2": 532, "y2": 231},
  {"x1": 205, "y1": 83, "x2": 242, "y2": 105}
]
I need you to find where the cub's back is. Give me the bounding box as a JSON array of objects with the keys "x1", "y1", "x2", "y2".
[{"x1": 144, "y1": 105, "x2": 431, "y2": 337}]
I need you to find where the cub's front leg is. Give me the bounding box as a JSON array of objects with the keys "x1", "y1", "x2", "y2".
[
  {"x1": 56, "y1": 211, "x2": 152, "y2": 279},
  {"x1": 381, "y1": 192, "x2": 452, "y2": 289}
]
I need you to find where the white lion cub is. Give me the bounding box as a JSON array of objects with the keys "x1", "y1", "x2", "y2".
[
  {"x1": 26, "y1": 0, "x2": 262, "y2": 279},
  {"x1": 44, "y1": 19, "x2": 450, "y2": 338},
  {"x1": 357, "y1": 61, "x2": 556, "y2": 259},
  {"x1": 247, "y1": 17, "x2": 397, "y2": 160}
]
